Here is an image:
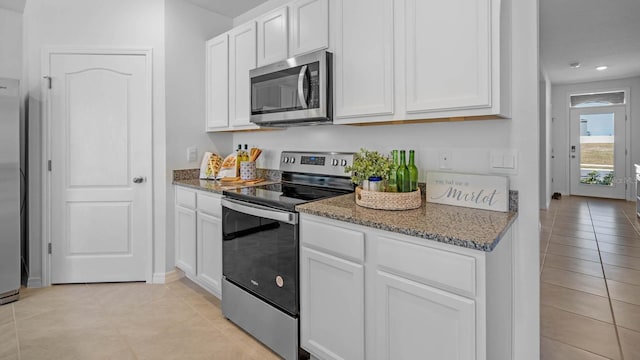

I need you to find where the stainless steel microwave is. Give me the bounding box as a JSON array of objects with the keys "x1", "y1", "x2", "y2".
[{"x1": 249, "y1": 50, "x2": 332, "y2": 127}]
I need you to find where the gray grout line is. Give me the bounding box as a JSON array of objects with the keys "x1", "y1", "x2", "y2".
[{"x1": 587, "y1": 200, "x2": 626, "y2": 360}]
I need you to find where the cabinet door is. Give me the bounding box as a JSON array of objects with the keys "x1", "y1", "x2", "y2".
[
  {"x1": 300, "y1": 247, "x2": 365, "y2": 360},
  {"x1": 405, "y1": 0, "x2": 491, "y2": 113},
  {"x1": 229, "y1": 22, "x2": 258, "y2": 129},
  {"x1": 290, "y1": 0, "x2": 329, "y2": 56},
  {"x1": 196, "y1": 211, "x2": 222, "y2": 297},
  {"x1": 175, "y1": 206, "x2": 196, "y2": 276},
  {"x1": 205, "y1": 34, "x2": 229, "y2": 130},
  {"x1": 375, "y1": 271, "x2": 476, "y2": 360},
  {"x1": 332, "y1": 0, "x2": 394, "y2": 120},
  {"x1": 257, "y1": 7, "x2": 289, "y2": 67}
]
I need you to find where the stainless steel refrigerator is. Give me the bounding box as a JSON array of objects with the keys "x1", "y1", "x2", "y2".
[{"x1": 0, "y1": 78, "x2": 20, "y2": 305}]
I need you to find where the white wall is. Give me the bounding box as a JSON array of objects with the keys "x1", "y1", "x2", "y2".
[
  {"x1": 0, "y1": 8, "x2": 22, "y2": 79},
  {"x1": 551, "y1": 76, "x2": 640, "y2": 198},
  {"x1": 23, "y1": 0, "x2": 167, "y2": 286},
  {"x1": 539, "y1": 72, "x2": 552, "y2": 209},
  {"x1": 164, "y1": 0, "x2": 233, "y2": 271}
]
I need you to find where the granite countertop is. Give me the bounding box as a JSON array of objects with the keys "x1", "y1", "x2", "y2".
[
  {"x1": 296, "y1": 194, "x2": 518, "y2": 252},
  {"x1": 172, "y1": 178, "x2": 278, "y2": 194}
]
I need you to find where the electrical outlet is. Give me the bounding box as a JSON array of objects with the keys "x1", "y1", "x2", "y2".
[
  {"x1": 439, "y1": 151, "x2": 452, "y2": 169},
  {"x1": 187, "y1": 146, "x2": 198, "y2": 162}
]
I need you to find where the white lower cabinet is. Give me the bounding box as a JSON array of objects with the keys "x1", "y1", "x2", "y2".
[
  {"x1": 174, "y1": 187, "x2": 223, "y2": 298},
  {"x1": 175, "y1": 206, "x2": 196, "y2": 277},
  {"x1": 300, "y1": 214, "x2": 513, "y2": 360},
  {"x1": 300, "y1": 247, "x2": 365, "y2": 360},
  {"x1": 375, "y1": 271, "x2": 475, "y2": 360},
  {"x1": 196, "y1": 211, "x2": 222, "y2": 296}
]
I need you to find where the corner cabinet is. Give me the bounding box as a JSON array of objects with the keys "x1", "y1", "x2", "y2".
[
  {"x1": 205, "y1": 34, "x2": 229, "y2": 131},
  {"x1": 174, "y1": 187, "x2": 223, "y2": 298},
  {"x1": 299, "y1": 214, "x2": 514, "y2": 360}
]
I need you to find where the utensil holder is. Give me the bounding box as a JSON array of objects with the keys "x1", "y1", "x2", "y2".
[{"x1": 240, "y1": 161, "x2": 257, "y2": 180}]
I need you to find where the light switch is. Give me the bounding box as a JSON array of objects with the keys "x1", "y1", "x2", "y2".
[
  {"x1": 187, "y1": 146, "x2": 198, "y2": 162},
  {"x1": 490, "y1": 149, "x2": 518, "y2": 174}
]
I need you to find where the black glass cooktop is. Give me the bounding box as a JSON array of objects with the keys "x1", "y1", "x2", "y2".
[{"x1": 223, "y1": 182, "x2": 353, "y2": 211}]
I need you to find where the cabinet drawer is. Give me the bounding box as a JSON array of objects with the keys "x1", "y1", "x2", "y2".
[
  {"x1": 301, "y1": 218, "x2": 365, "y2": 263},
  {"x1": 197, "y1": 192, "x2": 222, "y2": 217},
  {"x1": 176, "y1": 188, "x2": 196, "y2": 209},
  {"x1": 377, "y1": 236, "x2": 476, "y2": 297}
]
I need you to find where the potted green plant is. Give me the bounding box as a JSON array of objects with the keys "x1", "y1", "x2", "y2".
[{"x1": 344, "y1": 148, "x2": 393, "y2": 192}]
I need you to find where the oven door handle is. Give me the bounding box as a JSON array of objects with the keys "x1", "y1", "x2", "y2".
[{"x1": 222, "y1": 198, "x2": 298, "y2": 225}]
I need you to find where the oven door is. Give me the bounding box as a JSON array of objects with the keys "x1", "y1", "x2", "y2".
[
  {"x1": 250, "y1": 50, "x2": 331, "y2": 126},
  {"x1": 221, "y1": 198, "x2": 299, "y2": 316}
]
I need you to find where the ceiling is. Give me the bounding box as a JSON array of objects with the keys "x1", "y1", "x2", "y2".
[
  {"x1": 185, "y1": 0, "x2": 267, "y2": 18},
  {"x1": 540, "y1": 0, "x2": 640, "y2": 84},
  {"x1": 0, "y1": 0, "x2": 24, "y2": 12}
]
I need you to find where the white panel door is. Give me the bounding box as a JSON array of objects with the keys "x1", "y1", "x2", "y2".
[
  {"x1": 257, "y1": 7, "x2": 289, "y2": 67},
  {"x1": 205, "y1": 34, "x2": 229, "y2": 130},
  {"x1": 196, "y1": 211, "x2": 222, "y2": 296},
  {"x1": 229, "y1": 22, "x2": 258, "y2": 129},
  {"x1": 332, "y1": 0, "x2": 394, "y2": 119},
  {"x1": 405, "y1": 0, "x2": 491, "y2": 113},
  {"x1": 290, "y1": 0, "x2": 329, "y2": 56},
  {"x1": 49, "y1": 52, "x2": 151, "y2": 283},
  {"x1": 375, "y1": 271, "x2": 476, "y2": 360},
  {"x1": 300, "y1": 247, "x2": 365, "y2": 360},
  {"x1": 175, "y1": 206, "x2": 196, "y2": 277}
]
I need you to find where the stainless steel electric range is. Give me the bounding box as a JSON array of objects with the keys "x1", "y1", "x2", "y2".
[{"x1": 221, "y1": 151, "x2": 354, "y2": 360}]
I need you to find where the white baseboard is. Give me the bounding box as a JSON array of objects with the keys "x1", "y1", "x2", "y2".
[
  {"x1": 152, "y1": 269, "x2": 184, "y2": 284},
  {"x1": 27, "y1": 277, "x2": 42, "y2": 288}
]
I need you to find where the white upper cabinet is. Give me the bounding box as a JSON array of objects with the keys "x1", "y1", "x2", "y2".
[
  {"x1": 290, "y1": 0, "x2": 329, "y2": 56},
  {"x1": 229, "y1": 22, "x2": 259, "y2": 129},
  {"x1": 257, "y1": 7, "x2": 289, "y2": 67},
  {"x1": 205, "y1": 34, "x2": 229, "y2": 131},
  {"x1": 405, "y1": 0, "x2": 490, "y2": 113},
  {"x1": 402, "y1": 0, "x2": 510, "y2": 119},
  {"x1": 332, "y1": 0, "x2": 394, "y2": 121}
]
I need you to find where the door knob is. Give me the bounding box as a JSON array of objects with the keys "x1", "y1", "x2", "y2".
[{"x1": 133, "y1": 177, "x2": 145, "y2": 184}]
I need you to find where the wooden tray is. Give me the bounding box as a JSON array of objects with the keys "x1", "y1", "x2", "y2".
[{"x1": 355, "y1": 186, "x2": 422, "y2": 210}]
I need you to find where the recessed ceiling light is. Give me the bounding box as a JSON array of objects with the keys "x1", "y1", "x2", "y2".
[
  {"x1": 569, "y1": 62, "x2": 581, "y2": 69},
  {"x1": 596, "y1": 65, "x2": 608, "y2": 71}
]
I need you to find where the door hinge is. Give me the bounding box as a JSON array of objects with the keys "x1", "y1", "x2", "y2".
[
  {"x1": 43, "y1": 76, "x2": 52, "y2": 89},
  {"x1": 47, "y1": 160, "x2": 52, "y2": 171},
  {"x1": 48, "y1": 243, "x2": 52, "y2": 254}
]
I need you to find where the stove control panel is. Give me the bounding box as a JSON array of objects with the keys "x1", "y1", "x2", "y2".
[{"x1": 280, "y1": 151, "x2": 354, "y2": 177}]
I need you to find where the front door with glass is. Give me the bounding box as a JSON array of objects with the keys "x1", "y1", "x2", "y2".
[{"x1": 569, "y1": 105, "x2": 627, "y2": 199}]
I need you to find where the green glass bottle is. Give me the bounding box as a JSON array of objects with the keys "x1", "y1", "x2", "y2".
[
  {"x1": 387, "y1": 150, "x2": 399, "y2": 192},
  {"x1": 408, "y1": 150, "x2": 418, "y2": 192},
  {"x1": 397, "y1": 150, "x2": 410, "y2": 192}
]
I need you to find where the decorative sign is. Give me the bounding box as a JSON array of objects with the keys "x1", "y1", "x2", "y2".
[{"x1": 426, "y1": 172, "x2": 510, "y2": 212}]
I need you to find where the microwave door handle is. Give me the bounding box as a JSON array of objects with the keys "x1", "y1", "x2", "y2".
[{"x1": 297, "y1": 65, "x2": 308, "y2": 109}]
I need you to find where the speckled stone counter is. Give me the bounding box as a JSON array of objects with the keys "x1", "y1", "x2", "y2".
[
  {"x1": 173, "y1": 178, "x2": 279, "y2": 194},
  {"x1": 172, "y1": 168, "x2": 281, "y2": 194},
  {"x1": 296, "y1": 194, "x2": 518, "y2": 251}
]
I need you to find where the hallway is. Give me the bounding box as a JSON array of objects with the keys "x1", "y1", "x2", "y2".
[{"x1": 540, "y1": 196, "x2": 640, "y2": 359}]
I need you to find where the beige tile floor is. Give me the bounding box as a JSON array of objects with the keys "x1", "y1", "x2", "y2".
[
  {"x1": 541, "y1": 196, "x2": 640, "y2": 360},
  {"x1": 0, "y1": 278, "x2": 281, "y2": 360}
]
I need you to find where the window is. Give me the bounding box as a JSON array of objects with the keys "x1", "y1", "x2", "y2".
[{"x1": 570, "y1": 91, "x2": 625, "y2": 108}]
